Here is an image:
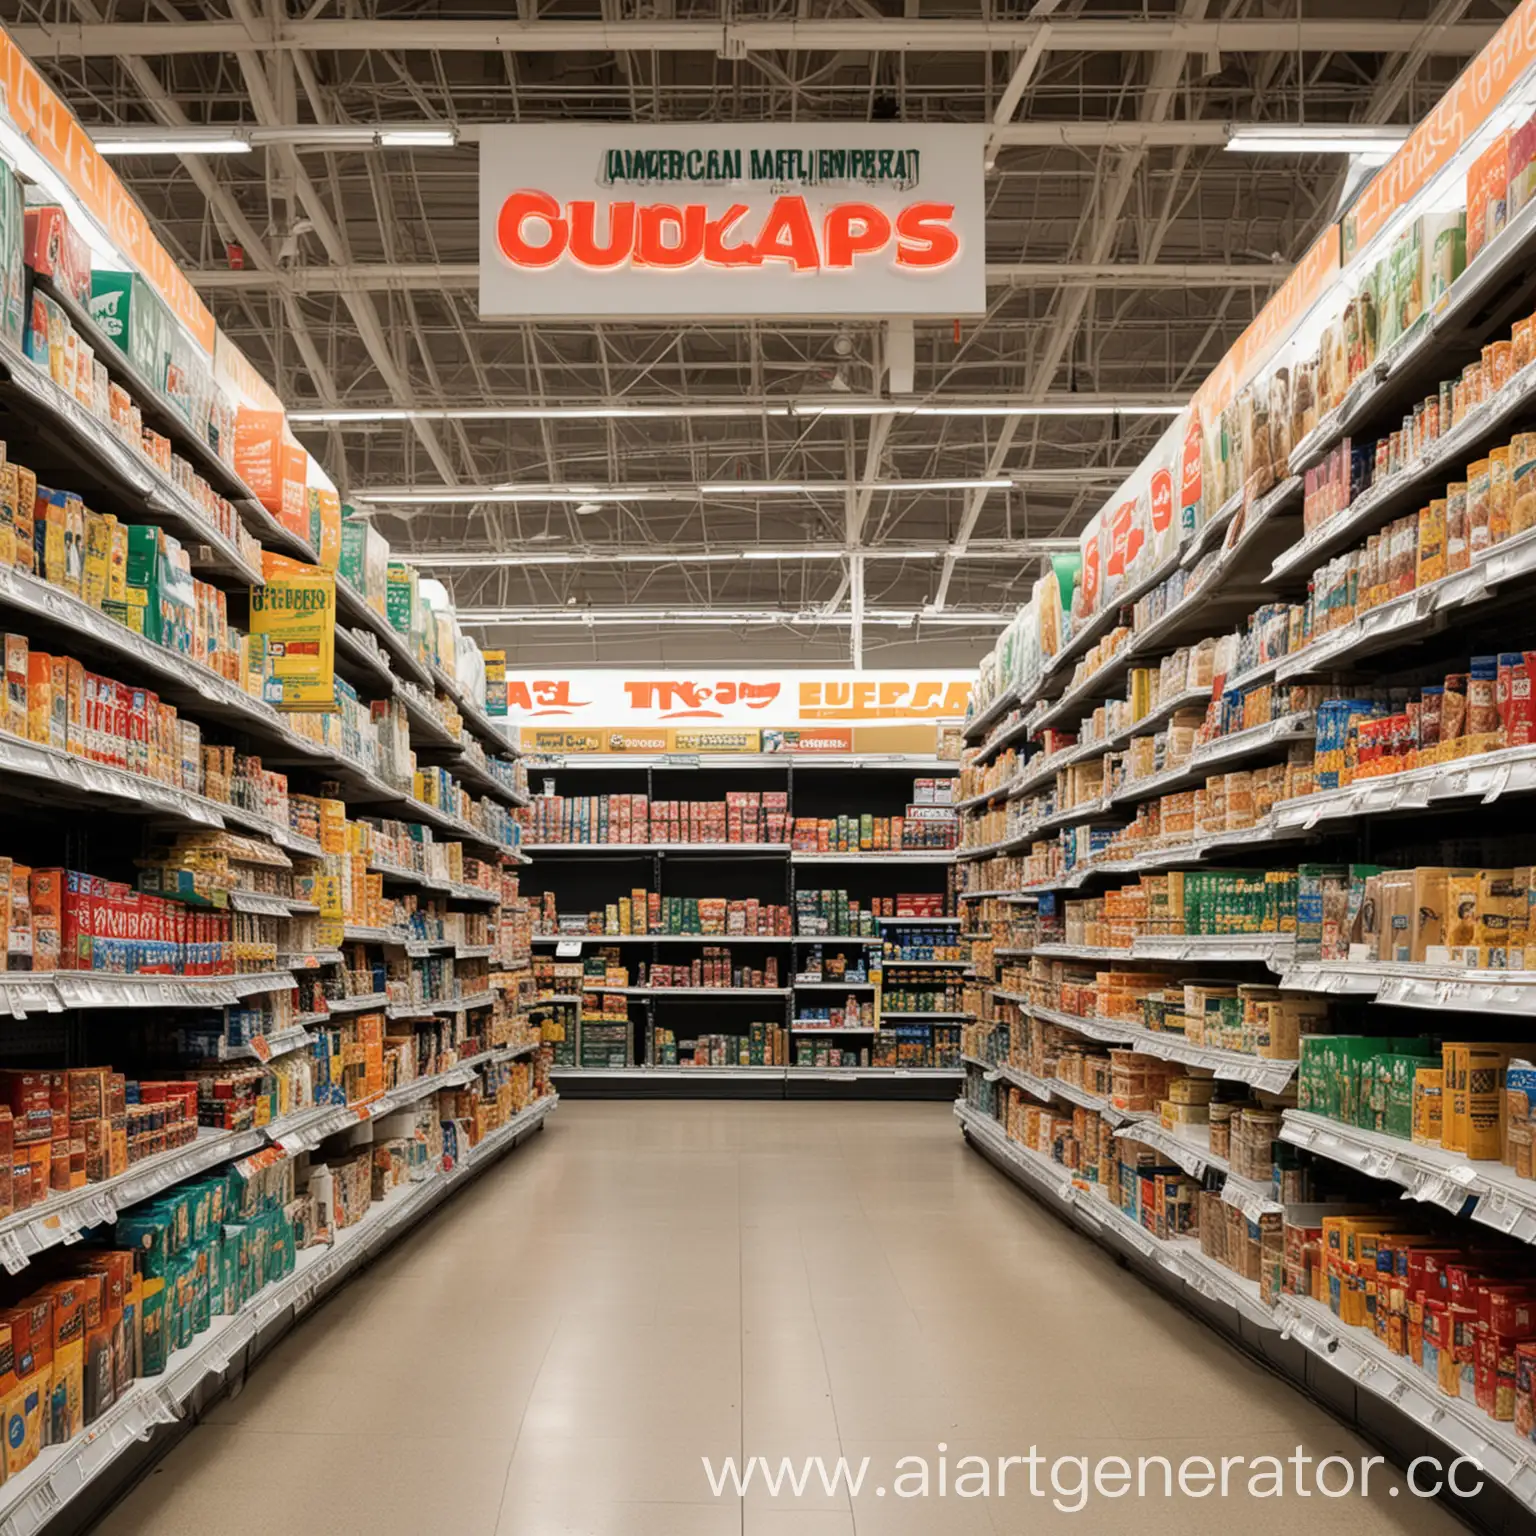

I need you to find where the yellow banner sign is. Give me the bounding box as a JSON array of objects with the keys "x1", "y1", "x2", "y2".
[{"x1": 672, "y1": 728, "x2": 762, "y2": 753}]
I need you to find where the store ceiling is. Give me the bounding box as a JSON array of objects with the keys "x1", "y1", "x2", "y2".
[{"x1": 0, "y1": 0, "x2": 1498, "y2": 666}]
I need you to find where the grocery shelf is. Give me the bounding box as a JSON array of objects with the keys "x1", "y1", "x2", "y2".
[
  {"x1": 342, "y1": 924, "x2": 399, "y2": 944},
  {"x1": 879, "y1": 957, "x2": 969, "y2": 968},
  {"x1": 579, "y1": 985, "x2": 791, "y2": 998},
  {"x1": 1276, "y1": 1292, "x2": 1536, "y2": 1515},
  {"x1": 12, "y1": 969, "x2": 295, "y2": 1013},
  {"x1": 0, "y1": 336, "x2": 262, "y2": 590},
  {"x1": 1108, "y1": 713, "x2": 1314, "y2": 807},
  {"x1": 1031, "y1": 542, "x2": 1188, "y2": 703},
  {"x1": 955, "y1": 1101, "x2": 1275, "y2": 1330},
  {"x1": 1290, "y1": 187, "x2": 1536, "y2": 484},
  {"x1": 0, "y1": 1125, "x2": 266, "y2": 1275},
  {"x1": 0, "y1": 1094, "x2": 556, "y2": 1536},
  {"x1": 1277, "y1": 959, "x2": 1536, "y2": 1013},
  {"x1": 534, "y1": 932, "x2": 792, "y2": 945},
  {"x1": 879, "y1": 1010, "x2": 972, "y2": 1021},
  {"x1": 522, "y1": 842, "x2": 790, "y2": 856},
  {"x1": 962, "y1": 685, "x2": 1019, "y2": 744},
  {"x1": 279, "y1": 950, "x2": 343, "y2": 972},
  {"x1": 1027, "y1": 1001, "x2": 1297, "y2": 1092},
  {"x1": 967, "y1": 1053, "x2": 1143, "y2": 1128},
  {"x1": 1113, "y1": 1117, "x2": 1227, "y2": 1180},
  {"x1": 319, "y1": 991, "x2": 389, "y2": 1015},
  {"x1": 969, "y1": 707, "x2": 1033, "y2": 767},
  {"x1": 1279, "y1": 1109, "x2": 1502, "y2": 1223},
  {"x1": 384, "y1": 991, "x2": 495, "y2": 1021},
  {"x1": 334, "y1": 578, "x2": 433, "y2": 691},
  {"x1": 29, "y1": 273, "x2": 315, "y2": 564},
  {"x1": 792, "y1": 981, "x2": 875, "y2": 990},
  {"x1": 791, "y1": 1023, "x2": 875, "y2": 1033},
  {"x1": 227, "y1": 891, "x2": 309, "y2": 918},
  {"x1": 1278, "y1": 361, "x2": 1536, "y2": 588},
  {"x1": 791, "y1": 933, "x2": 882, "y2": 942},
  {"x1": 792, "y1": 849, "x2": 955, "y2": 863},
  {"x1": 1180, "y1": 488, "x2": 1244, "y2": 568},
  {"x1": 786, "y1": 1067, "x2": 962, "y2": 1081},
  {"x1": 877, "y1": 915, "x2": 961, "y2": 925}
]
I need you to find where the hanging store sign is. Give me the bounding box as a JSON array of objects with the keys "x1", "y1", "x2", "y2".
[
  {"x1": 500, "y1": 670, "x2": 972, "y2": 727},
  {"x1": 478, "y1": 124, "x2": 986, "y2": 318}
]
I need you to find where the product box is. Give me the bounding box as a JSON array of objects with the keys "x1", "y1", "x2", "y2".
[
  {"x1": 89, "y1": 270, "x2": 168, "y2": 386},
  {"x1": 386, "y1": 561, "x2": 418, "y2": 644},
  {"x1": 1469, "y1": 132, "x2": 1512, "y2": 263}
]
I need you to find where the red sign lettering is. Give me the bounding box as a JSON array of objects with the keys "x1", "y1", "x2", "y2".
[{"x1": 495, "y1": 192, "x2": 961, "y2": 274}]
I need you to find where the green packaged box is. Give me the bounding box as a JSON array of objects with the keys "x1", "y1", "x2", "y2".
[
  {"x1": 386, "y1": 561, "x2": 417, "y2": 640},
  {"x1": 89, "y1": 270, "x2": 169, "y2": 386},
  {"x1": 0, "y1": 169, "x2": 23, "y2": 346}
]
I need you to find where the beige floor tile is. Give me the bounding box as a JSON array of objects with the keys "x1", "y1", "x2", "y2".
[
  {"x1": 742, "y1": 1510, "x2": 857, "y2": 1536},
  {"x1": 87, "y1": 1102, "x2": 1483, "y2": 1536}
]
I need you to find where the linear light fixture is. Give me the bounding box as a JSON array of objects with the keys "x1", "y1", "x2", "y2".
[
  {"x1": 1225, "y1": 124, "x2": 1411, "y2": 162},
  {"x1": 359, "y1": 477, "x2": 1033, "y2": 505},
  {"x1": 93, "y1": 124, "x2": 459, "y2": 154},
  {"x1": 95, "y1": 130, "x2": 252, "y2": 156},
  {"x1": 288, "y1": 397, "x2": 1186, "y2": 425},
  {"x1": 412, "y1": 542, "x2": 1068, "y2": 568},
  {"x1": 454, "y1": 607, "x2": 1013, "y2": 629},
  {"x1": 702, "y1": 478, "x2": 1013, "y2": 495}
]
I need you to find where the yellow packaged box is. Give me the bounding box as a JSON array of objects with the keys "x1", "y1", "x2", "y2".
[{"x1": 1412, "y1": 1067, "x2": 1444, "y2": 1147}]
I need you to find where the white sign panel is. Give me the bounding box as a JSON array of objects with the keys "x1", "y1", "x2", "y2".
[
  {"x1": 478, "y1": 124, "x2": 986, "y2": 319},
  {"x1": 500, "y1": 670, "x2": 973, "y2": 726}
]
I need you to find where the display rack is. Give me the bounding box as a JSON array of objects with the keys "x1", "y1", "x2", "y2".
[
  {"x1": 0, "y1": 80, "x2": 561, "y2": 1535},
  {"x1": 950, "y1": 19, "x2": 1536, "y2": 1523},
  {"x1": 520, "y1": 753, "x2": 965, "y2": 1097}
]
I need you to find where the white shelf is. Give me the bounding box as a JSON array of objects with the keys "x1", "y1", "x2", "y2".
[
  {"x1": 955, "y1": 1102, "x2": 1275, "y2": 1331},
  {"x1": 1113, "y1": 1117, "x2": 1227, "y2": 1179},
  {"x1": 1027, "y1": 1002, "x2": 1297, "y2": 1092},
  {"x1": 879, "y1": 1011, "x2": 972, "y2": 1021},
  {"x1": 0, "y1": 1126, "x2": 265, "y2": 1276},
  {"x1": 534, "y1": 932, "x2": 791, "y2": 944},
  {"x1": 1279, "y1": 1109, "x2": 1536, "y2": 1234},
  {"x1": 523, "y1": 842, "x2": 789, "y2": 855},
  {"x1": 786, "y1": 1067, "x2": 962, "y2": 1080},
  {"x1": 384, "y1": 990, "x2": 496, "y2": 1020},
  {"x1": 792, "y1": 981, "x2": 875, "y2": 990},
  {"x1": 792, "y1": 850, "x2": 955, "y2": 864},
  {"x1": 320, "y1": 992, "x2": 389, "y2": 1015},
  {"x1": 0, "y1": 1094, "x2": 556, "y2": 1536},
  {"x1": 1278, "y1": 959, "x2": 1536, "y2": 1013},
  {"x1": 1276, "y1": 1293, "x2": 1536, "y2": 1515},
  {"x1": 580, "y1": 985, "x2": 790, "y2": 998}
]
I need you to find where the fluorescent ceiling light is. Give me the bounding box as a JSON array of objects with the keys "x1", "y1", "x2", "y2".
[
  {"x1": 95, "y1": 133, "x2": 251, "y2": 156},
  {"x1": 701, "y1": 478, "x2": 1011, "y2": 495},
  {"x1": 409, "y1": 542, "x2": 1063, "y2": 569},
  {"x1": 377, "y1": 127, "x2": 457, "y2": 147},
  {"x1": 1225, "y1": 124, "x2": 1410, "y2": 158},
  {"x1": 288, "y1": 398, "x2": 1185, "y2": 425},
  {"x1": 454, "y1": 607, "x2": 1012, "y2": 629},
  {"x1": 361, "y1": 477, "x2": 1019, "y2": 504}
]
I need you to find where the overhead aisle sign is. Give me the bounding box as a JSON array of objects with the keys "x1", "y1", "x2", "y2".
[
  {"x1": 478, "y1": 124, "x2": 986, "y2": 318},
  {"x1": 501, "y1": 670, "x2": 973, "y2": 727}
]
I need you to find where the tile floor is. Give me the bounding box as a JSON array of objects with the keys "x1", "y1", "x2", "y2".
[{"x1": 94, "y1": 1102, "x2": 1467, "y2": 1535}]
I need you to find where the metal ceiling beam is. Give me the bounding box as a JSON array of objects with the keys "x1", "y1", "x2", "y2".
[
  {"x1": 187, "y1": 260, "x2": 1289, "y2": 295},
  {"x1": 9, "y1": 17, "x2": 1497, "y2": 58}
]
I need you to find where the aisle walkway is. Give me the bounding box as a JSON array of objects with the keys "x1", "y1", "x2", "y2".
[{"x1": 98, "y1": 1103, "x2": 1462, "y2": 1536}]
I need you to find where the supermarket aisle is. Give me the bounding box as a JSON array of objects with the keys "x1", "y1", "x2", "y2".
[{"x1": 95, "y1": 1104, "x2": 1461, "y2": 1536}]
